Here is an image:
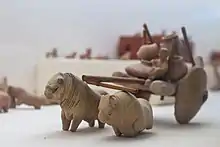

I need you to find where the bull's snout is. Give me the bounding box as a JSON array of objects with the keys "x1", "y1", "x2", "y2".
[{"x1": 98, "y1": 112, "x2": 108, "y2": 123}]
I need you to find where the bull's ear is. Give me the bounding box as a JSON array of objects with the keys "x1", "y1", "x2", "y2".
[
  {"x1": 109, "y1": 95, "x2": 118, "y2": 108},
  {"x1": 57, "y1": 78, "x2": 64, "y2": 84},
  {"x1": 58, "y1": 72, "x2": 64, "y2": 76}
]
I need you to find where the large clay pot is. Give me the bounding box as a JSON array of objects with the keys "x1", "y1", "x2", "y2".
[
  {"x1": 166, "y1": 55, "x2": 188, "y2": 82},
  {"x1": 136, "y1": 43, "x2": 159, "y2": 60}
]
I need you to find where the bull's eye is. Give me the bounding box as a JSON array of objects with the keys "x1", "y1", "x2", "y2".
[
  {"x1": 108, "y1": 111, "x2": 112, "y2": 116},
  {"x1": 52, "y1": 87, "x2": 58, "y2": 93}
]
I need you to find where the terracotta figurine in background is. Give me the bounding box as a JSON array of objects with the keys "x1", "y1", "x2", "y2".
[
  {"x1": 46, "y1": 48, "x2": 58, "y2": 58},
  {"x1": 7, "y1": 86, "x2": 59, "y2": 109},
  {"x1": 80, "y1": 48, "x2": 92, "y2": 59},
  {"x1": 65, "y1": 52, "x2": 77, "y2": 59},
  {"x1": 0, "y1": 91, "x2": 11, "y2": 113},
  {"x1": 209, "y1": 51, "x2": 220, "y2": 91},
  {"x1": 0, "y1": 77, "x2": 11, "y2": 113},
  {"x1": 44, "y1": 72, "x2": 107, "y2": 132},
  {"x1": 98, "y1": 91, "x2": 153, "y2": 137}
]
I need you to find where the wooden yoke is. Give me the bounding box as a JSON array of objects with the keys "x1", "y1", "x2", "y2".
[{"x1": 82, "y1": 75, "x2": 154, "y2": 94}]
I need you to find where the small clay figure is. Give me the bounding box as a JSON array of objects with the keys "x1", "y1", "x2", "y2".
[
  {"x1": 7, "y1": 86, "x2": 49, "y2": 109},
  {"x1": 0, "y1": 76, "x2": 14, "y2": 111},
  {"x1": 136, "y1": 43, "x2": 160, "y2": 61},
  {"x1": 0, "y1": 76, "x2": 8, "y2": 92},
  {"x1": 98, "y1": 91, "x2": 153, "y2": 137},
  {"x1": 0, "y1": 91, "x2": 11, "y2": 113},
  {"x1": 125, "y1": 47, "x2": 169, "y2": 80},
  {"x1": 44, "y1": 72, "x2": 106, "y2": 132},
  {"x1": 144, "y1": 48, "x2": 169, "y2": 80},
  {"x1": 80, "y1": 48, "x2": 92, "y2": 59},
  {"x1": 46, "y1": 48, "x2": 58, "y2": 58},
  {"x1": 208, "y1": 51, "x2": 220, "y2": 90}
]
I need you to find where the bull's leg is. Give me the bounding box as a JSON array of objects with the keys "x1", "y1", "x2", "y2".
[
  {"x1": 98, "y1": 119, "x2": 105, "y2": 128},
  {"x1": 34, "y1": 106, "x2": 41, "y2": 109},
  {"x1": 2, "y1": 107, "x2": 8, "y2": 113},
  {"x1": 10, "y1": 96, "x2": 16, "y2": 108},
  {"x1": 61, "y1": 110, "x2": 71, "y2": 131},
  {"x1": 112, "y1": 126, "x2": 122, "y2": 137},
  {"x1": 88, "y1": 120, "x2": 95, "y2": 127},
  {"x1": 70, "y1": 117, "x2": 82, "y2": 132}
]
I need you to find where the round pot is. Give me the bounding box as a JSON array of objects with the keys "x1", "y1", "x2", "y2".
[{"x1": 166, "y1": 55, "x2": 188, "y2": 82}]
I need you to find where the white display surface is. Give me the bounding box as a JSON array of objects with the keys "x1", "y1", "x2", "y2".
[{"x1": 1, "y1": 91, "x2": 219, "y2": 147}]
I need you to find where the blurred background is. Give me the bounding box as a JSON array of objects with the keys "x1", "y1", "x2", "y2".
[{"x1": 0, "y1": 0, "x2": 220, "y2": 92}]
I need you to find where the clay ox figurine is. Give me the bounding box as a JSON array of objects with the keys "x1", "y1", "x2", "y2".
[
  {"x1": 46, "y1": 48, "x2": 58, "y2": 58},
  {"x1": 7, "y1": 86, "x2": 57, "y2": 109},
  {"x1": 98, "y1": 91, "x2": 153, "y2": 137},
  {"x1": 44, "y1": 72, "x2": 107, "y2": 132}
]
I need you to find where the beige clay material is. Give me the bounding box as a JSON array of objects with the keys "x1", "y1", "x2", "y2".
[
  {"x1": 112, "y1": 72, "x2": 151, "y2": 100},
  {"x1": 166, "y1": 55, "x2": 188, "y2": 82},
  {"x1": 174, "y1": 67, "x2": 207, "y2": 124},
  {"x1": 125, "y1": 48, "x2": 169, "y2": 80},
  {"x1": 194, "y1": 56, "x2": 204, "y2": 68},
  {"x1": 44, "y1": 72, "x2": 105, "y2": 132},
  {"x1": 0, "y1": 91, "x2": 11, "y2": 113},
  {"x1": 98, "y1": 91, "x2": 153, "y2": 137},
  {"x1": 149, "y1": 80, "x2": 176, "y2": 96},
  {"x1": 125, "y1": 62, "x2": 154, "y2": 79},
  {"x1": 0, "y1": 76, "x2": 8, "y2": 92},
  {"x1": 7, "y1": 86, "x2": 50, "y2": 109},
  {"x1": 136, "y1": 43, "x2": 159, "y2": 60},
  {"x1": 146, "y1": 48, "x2": 169, "y2": 80}
]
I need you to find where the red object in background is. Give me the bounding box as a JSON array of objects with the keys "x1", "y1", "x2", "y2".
[
  {"x1": 117, "y1": 34, "x2": 163, "y2": 59},
  {"x1": 80, "y1": 48, "x2": 92, "y2": 59},
  {"x1": 210, "y1": 51, "x2": 220, "y2": 62}
]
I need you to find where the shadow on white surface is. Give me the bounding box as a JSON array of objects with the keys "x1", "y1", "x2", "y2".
[
  {"x1": 43, "y1": 127, "x2": 109, "y2": 139},
  {"x1": 154, "y1": 118, "x2": 211, "y2": 130},
  {"x1": 101, "y1": 131, "x2": 156, "y2": 142}
]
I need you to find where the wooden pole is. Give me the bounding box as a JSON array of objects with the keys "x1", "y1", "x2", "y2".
[
  {"x1": 181, "y1": 26, "x2": 195, "y2": 66},
  {"x1": 143, "y1": 23, "x2": 153, "y2": 44}
]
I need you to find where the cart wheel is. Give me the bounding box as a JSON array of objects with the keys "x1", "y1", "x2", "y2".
[{"x1": 174, "y1": 67, "x2": 207, "y2": 124}]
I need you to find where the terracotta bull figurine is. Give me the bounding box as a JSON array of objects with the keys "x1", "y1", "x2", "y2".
[{"x1": 98, "y1": 91, "x2": 153, "y2": 137}]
